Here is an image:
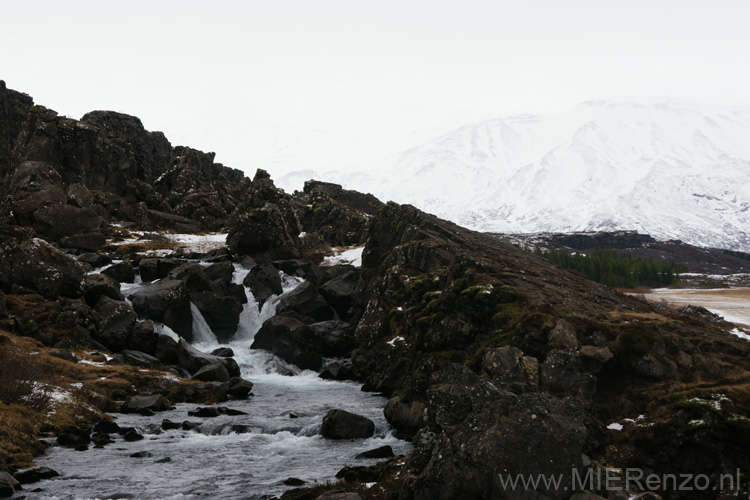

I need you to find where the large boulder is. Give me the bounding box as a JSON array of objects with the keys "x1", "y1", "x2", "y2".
[
  {"x1": 276, "y1": 281, "x2": 333, "y2": 322},
  {"x1": 78, "y1": 253, "x2": 112, "y2": 268},
  {"x1": 226, "y1": 202, "x2": 301, "y2": 262},
  {"x1": 176, "y1": 339, "x2": 240, "y2": 378},
  {"x1": 242, "y1": 263, "x2": 282, "y2": 306},
  {"x1": 93, "y1": 296, "x2": 137, "y2": 352},
  {"x1": 139, "y1": 258, "x2": 180, "y2": 282},
  {"x1": 0, "y1": 471, "x2": 21, "y2": 497},
  {"x1": 127, "y1": 279, "x2": 192, "y2": 340},
  {"x1": 252, "y1": 315, "x2": 355, "y2": 371},
  {"x1": 83, "y1": 273, "x2": 124, "y2": 307},
  {"x1": 192, "y1": 362, "x2": 231, "y2": 382},
  {"x1": 32, "y1": 203, "x2": 102, "y2": 241},
  {"x1": 0, "y1": 236, "x2": 85, "y2": 299},
  {"x1": 321, "y1": 409, "x2": 375, "y2": 439},
  {"x1": 319, "y1": 270, "x2": 358, "y2": 318},
  {"x1": 203, "y1": 261, "x2": 234, "y2": 284},
  {"x1": 101, "y1": 260, "x2": 136, "y2": 283}
]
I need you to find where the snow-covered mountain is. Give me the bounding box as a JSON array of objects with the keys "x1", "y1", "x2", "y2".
[{"x1": 277, "y1": 100, "x2": 750, "y2": 251}]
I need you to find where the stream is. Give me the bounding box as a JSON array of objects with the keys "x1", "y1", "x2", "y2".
[{"x1": 28, "y1": 262, "x2": 410, "y2": 499}]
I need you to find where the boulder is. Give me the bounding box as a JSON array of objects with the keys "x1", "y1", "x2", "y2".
[
  {"x1": 93, "y1": 296, "x2": 137, "y2": 352},
  {"x1": 273, "y1": 259, "x2": 325, "y2": 285},
  {"x1": 211, "y1": 347, "x2": 235, "y2": 357},
  {"x1": 320, "y1": 409, "x2": 375, "y2": 439},
  {"x1": 176, "y1": 339, "x2": 240, "y2": 377},
  {"x1": 225, "y1": 377, "x2": 254, "y2": 398},
  {"x1": 121, "y1": 394, "x2": 169, "y2": 414},
  {"x1": 139, "y1": 257, "x2": 180, "y2": 282},
  {"x1": 242, "y1": 263, "x2": 282, "y2": 306},
  {"x1": 32, "y1": 203, "x2": 102, "y2": 241},
  {"x1": 101, "y1": 260, "x2": 136, "y2": 283},
  {"x1": 122, "y1": 349, "x2": 161, "y2": 368},
  {"x1": 192, "y1": 362, "x2": 231, "y2": 382},
  {"x1": 130, "y1": 320, "x2": 158, "y2": 355},
  {"x1": 0, "y1": 471, "x2": 21, "y2": 497},
  {"x1": 57, "y1": 232, "x2": 106, "y2": 252},
  {"x1": 481, "y1": 346, "x2": 539, "y2": 388},
  {"x1": 355, "y1": 445, "x2": 394, "y2": 459},
  {"x1": 384, "y1": 394, "x2": 427, "y2": 434},
  {"x1": 276, "y1": 281, "x2": 333, "y2": 322},
  {"x1": 128, "y1": 279, "x2": 192, "y2": 340},
  {"x1": 169, "y1": 263, "x2": 213, "y2": 293},
  {"x1": 155, "y1": 333, "x2": 179, "y2": 365},
  {"x1": 226, "y1": 202, "x2": 301, "y2": 262},
  {"x1": 204, "y1": 261, "x2": 235, "y2": 283},
  {"x1": 0, "y1": 236, "x2": 85, "y2": 299},
  {"x1": 319, "y1": 270, "x2": 358, "y2": 317},
  {"x1": 78, "y1": 253, "x2": 112, "y2": 268},
  {"x1": 13, "y1": 466, "x2": 59, "y2": 484},
  {"x1": 83, "y1": 273, "x2": 124, "y2": 307}
]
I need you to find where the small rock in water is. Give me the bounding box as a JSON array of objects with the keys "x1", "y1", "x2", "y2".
[
  {"x1": 93, "y1": 420, "x2": 121, "y2": 434},
  {"x1": 211, "y1": 347, "x2": 234, "y2": 357},
  {"x1": 13, "y1": 466, "x2": 59, "y2": 484},
  {"x1": 123, "y1": 430, "x2": 144, "y2": 442},
  {"x1": 188, "y1": 407, "x2": 221, "y2": 418},
  {"x1": 355, "y1": 445, "x2": 394, "y2": 459},
  {"x1": 219, "y1": 407, "x2": 247, "y2": 416},
  {"x1": 155, "y1": 457, "x2": 172, "y2": 464},
  {"x1": 130, "y1": 451, "x2": 153, "y2": 458},
  {"x1": 181, "y1": 421, "x2": 201, "y2": 430},
  {"x1": 321, "y1": 409, "x2": 375, "y2": 440},
  {"x1": 161, "y1": 419, "x2": 181, "y2": 431},
  {"x1": 283, "y1": 477, "x2": 306, "y2": 486}
]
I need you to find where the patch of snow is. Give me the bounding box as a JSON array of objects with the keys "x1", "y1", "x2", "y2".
[
  {"x1": 607, "y1": 423, "x2": 623, "y2": 431},
  {"x1": 322, "y1": 246, "x2": 364, "y2": 267},
  {"x1": 387, "y1": 336, "x2": 405, "y2": 347},
  {"x1": 730, "y1": 328, "x2": 750, "y2": 341}
]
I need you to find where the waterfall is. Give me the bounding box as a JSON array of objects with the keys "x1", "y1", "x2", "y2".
[{"x1": 191, "y1": 302, "x2": 219, "y2": 346}]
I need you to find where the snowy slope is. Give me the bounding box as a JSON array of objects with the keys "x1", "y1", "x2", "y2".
[{"x1": 277, "y1": 100, "x2": 750, "y2": 251}]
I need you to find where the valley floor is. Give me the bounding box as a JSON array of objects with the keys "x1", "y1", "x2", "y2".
[{"x1": 642, "y1": 287, "x2": 750, "y2": 328}]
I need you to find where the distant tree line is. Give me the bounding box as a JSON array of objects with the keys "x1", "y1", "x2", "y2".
[
  {"x1": 724, "y1": 249, "x2": 750, "y2": 262},
  {"x1": 535, "y1": 247, "x2": 687, "y2": 288}
]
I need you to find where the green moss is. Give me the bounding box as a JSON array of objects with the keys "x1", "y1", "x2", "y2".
[
  {"x1": 416, "y1": 315, "x2": 434, "y2": 329},
  {"x1": 460, "y1": 284, "x2": 494, "y2": 299},
  {"x1": 487, "y1": 329, "x2": 517, "y2": 348},
  {"x1": 424, "y1": 291, "x2": 442, "y2": 300},
  {"x1": 424, "y1": 299, "x2": 440, "y2": 315}
]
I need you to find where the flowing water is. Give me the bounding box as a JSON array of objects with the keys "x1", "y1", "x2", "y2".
[{"x1": 29, "y1": 263, "x2": 410, "y2": 499}]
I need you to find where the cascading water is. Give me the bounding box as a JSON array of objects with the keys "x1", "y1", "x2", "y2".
[{"x1": 32, "y1": 260, "x2": 410, "y2": 499}]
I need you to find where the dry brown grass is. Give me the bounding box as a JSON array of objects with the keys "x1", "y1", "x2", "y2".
[{"x1": 103, "y1": 240, "x2": 181, "y2": 257}]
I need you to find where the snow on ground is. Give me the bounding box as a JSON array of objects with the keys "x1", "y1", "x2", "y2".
[
  {"x1": 643, "y1": 288, "x2": 750, "y2": 327},
  {"x1": 164, "y1": 233, "x2": 228, "y2": 252},
  {"x1": 321, "y1": 246, "x2": 364, "y2": 267}
]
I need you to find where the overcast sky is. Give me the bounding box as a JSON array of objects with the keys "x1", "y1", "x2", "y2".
[{"x1": 2, "y1": 0, "x2": 749, "y2": 177}]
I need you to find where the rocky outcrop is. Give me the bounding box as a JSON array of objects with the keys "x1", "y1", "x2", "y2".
[
  {"x1": 275, "y1": 281, "x2": 334, "y2": 322},
  {"x1": 242, "y1": 264, "x2": 283, "y2": 306},
  {"x1": 176, "y1": 339, "x2": 240, "y2": 378}
]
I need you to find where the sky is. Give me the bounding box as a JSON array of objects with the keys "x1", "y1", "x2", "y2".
[{"x1": 2, "y1": 0, "x2": 749, "y2": 178}]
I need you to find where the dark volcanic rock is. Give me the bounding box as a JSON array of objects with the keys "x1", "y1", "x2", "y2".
[
  {"x1": 77, "y1": 253, "x2": 112, "y2": 268},
  {"x1": 189, "y1": 291, "x2": 242, "y2": 343},
  {"x1": 0, "y1": 236, "x2": 85, "y2": 299},
  {"x1": 320, "y1": 409, "x2": 375, "y2": 439},
  {"x1": 319, "y1": 270, "x2": 358, "y2": 318},
  {"x1": 0, "y1": 471, "x2": 21, "y2": 497},
  {"x1": 176, "y1": 339, "x2": 240, "y2": 378},
  {"x1": 83, "y1": 273, "x2": 124, "y2": 307},
  {"x1": 101, "y1": 260, "x2": 136, "y2": 283},
  {"x1": 242, "y1": 263, "x2": 282, "y2": 306},
  {"x1": 275, "y1": 281, "x2": 333, "y2": 322},
  {"x1": 127, "y1": 279, "x2": 192, "y2": 340},
  {"x1": 13, "y1": 466, "x2": 59, "y2": 485},
  {"x1": 355, "y1": 445, "x2": 394, "y2": 459},
  {"x1": 192, "y1": 362, "x2": 231, "y2": 382},
  {"x1": 121, "y1": 394, "x2": 169, "y2": 414},
  {"x1": 93, "y1": 296, "x2": 137, "y2": 352}
]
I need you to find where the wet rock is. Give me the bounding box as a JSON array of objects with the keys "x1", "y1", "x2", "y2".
[
  {"x1": 321, "y1": 409, "x2": 375, "y2": 439},
  {"x1": 155, "y1": 333, "x2": 179, "y2": 365},
  {"x1": 192, "y1": 361, "x2": 231, "y2": 382},
  {"x1": 130, "y1": 451, "x2": 153, "y2": 458},
  {"x1": 283, "y1": 477, "x2": 306, "y2": 486},
  {"x1": 56, "y1": 427, "x2": 90, "y2": 449},
  {"x1": 355, "y1": 445, "x2": 394, "y2": 459},
  {"x1": 83, "y1": 273, "x2": 124, "y2": 307},
  {"x1": 211, "y1": 347, "x2": 234, "y2": 357},
  {"x1": 0, "y1": 471, "x2": 21, "y2": 498},
  {"x1": 128, "y1": 279, "x2": 192, "y2": 340},
  {"x1": 334, "y1": 465, "x2": 379, "y2": 483},
  {"x1": 123, "y1": 429, "x2": 144, "y2": 442},
  {"x1": 181, "y1": 421, "x2": 201, "y2": 430},
  {"x1": 188, "y1": 406, "x2": 221, "y2": 418},
  {"x1": 13, "y1": 466, "x2": 59, "y2": 484},
  {"x1": 50, "y1": 348, "x2": 78, "y2": 363},
  {"x1": 155, "y1": 457, "x2": 172, "y2": 463},
  {"x1": 161, "y1": 419, "x2": 181, "y2": 430},
  {"x1": 225, "y1": 377, "x2": 254, "y2": 399},
  {"x1": 276, "y1": 281, "x2": 334, "y2": 322},
  {"x1": 101, "y1": 260, "x2": 136, "y2": 283},
  {"x1": 319, "y1": 359, "x2": 354, "y2": 381},
  {"x1": 169, "y1": 263, "x2": 213, "y2": 293},
  {"x1": 242, "y1": 263, "x2": 282, "y2": 306},
  {"x1": 93, "y1": 432, "x2": 113, "y2": 448},
  {"x1": 93, "y1": 420, "x2": 121, "y2": 434},
  {"x1": 139, "y1": 257, "x2": 181, "y2": 282},
  {"x1": 176, "y1": 339, "x2": 241, "y2": 378},
  {"x1": 121, "y1": 394, "x2": 169, "y2": 414}
]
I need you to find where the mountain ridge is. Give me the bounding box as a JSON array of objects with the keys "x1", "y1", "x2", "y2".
[{"x1": 278, "y1": 99, "x2": 750, "y2": 251}]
